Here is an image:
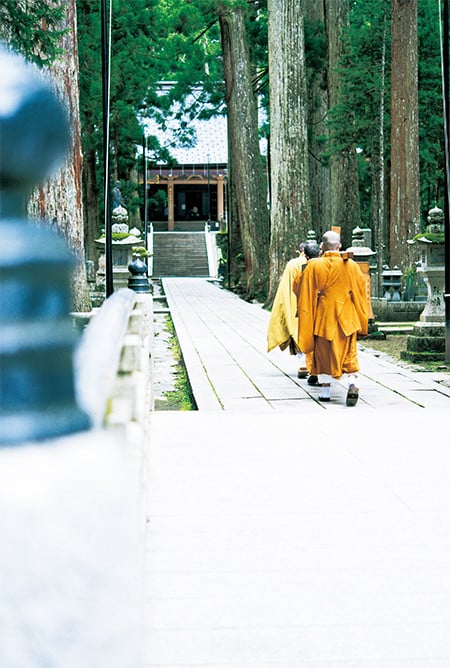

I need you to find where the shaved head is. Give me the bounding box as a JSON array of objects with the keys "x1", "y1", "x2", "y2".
[{"x1": 322, "y1": 231, "x2": 341, "y2": 251}]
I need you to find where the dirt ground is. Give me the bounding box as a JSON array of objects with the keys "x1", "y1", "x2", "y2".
[{"x1": 359, "y1": 334, "x2": 449, "y2": 373}]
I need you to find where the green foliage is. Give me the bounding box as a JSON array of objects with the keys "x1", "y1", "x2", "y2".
[
  {"x1": 77, "y1": 0, "x2": 164, "y2": 226},
  {"x1": 417, "y1": 0, "x2": 446, "y2": 217},
  {"x1": 0, "y1": 0, "x2": 66, "y2": 66},
  {"x1": 328, "y1": 0, "x2": 390, "y2": 157},
  {"x1": 324, "y1": 0, "x2": 444, "y2": 231},
  {"x1": 132, "y1": 246, "x2": 151, "y2": 256},
  {"x1": 215, "y1": 230, "x2": 228, "y2": 262},
  {"x1": 165, "y1": 315, "x2": 196, "y2": 410},
  {"x1": 97, "y1": 232, "x2": 135, "y2": 240}
]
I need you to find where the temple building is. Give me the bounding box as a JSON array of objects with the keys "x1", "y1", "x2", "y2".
[{"x1": 142, "y1": 87, "x2": 228, "y2": 231}]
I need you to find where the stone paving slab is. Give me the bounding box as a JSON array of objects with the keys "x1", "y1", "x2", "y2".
[{"x1": 144, "y1": 411, "x2": 450, "y2": 667}]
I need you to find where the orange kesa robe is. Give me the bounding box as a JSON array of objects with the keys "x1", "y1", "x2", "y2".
[
  {"x1": 298, "y1": 251, "x2": 369, "y2": 378},
  {"x1": 267, "y1": 255, "x2": 306, "y2": 353}
]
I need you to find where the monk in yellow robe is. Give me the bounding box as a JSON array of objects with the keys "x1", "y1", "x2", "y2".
[
  {"x1": 267, "y1": 248, "x2": 306, "y2": 364},
  {"x1": 298, "y1": 231, "x2": 369, "y2": 405},
  {"x1": 267, "y1": 242, "x2": 320, "y2": 379}
]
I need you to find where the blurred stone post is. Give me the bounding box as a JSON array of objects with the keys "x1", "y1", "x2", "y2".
[{"x1": 0, "y1": 44, "x2": 90, "y2": 445}]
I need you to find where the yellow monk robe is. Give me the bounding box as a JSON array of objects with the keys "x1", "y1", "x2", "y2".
[
  {"x1": 267, "y1": 255, "x2": 306, "y2": 354},
  {"x1": 298, "y1": 251, "x2": 369, "y2": 378}
]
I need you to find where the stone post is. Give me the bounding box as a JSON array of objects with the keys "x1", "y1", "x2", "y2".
[
  {"x1": 128, "y1": 255, "x2": 151, "y2": 293},
  {"x1": 0, "y1": 45, "x2": 90, "y2": 444}
]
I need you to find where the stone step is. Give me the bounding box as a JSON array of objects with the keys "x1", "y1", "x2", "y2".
[
  {"x1": 152, "y1": 232, "x2": 209, "y2": 277},
  {"x1": 376, "y1": 322, "x2": 414, "y2": 334}
]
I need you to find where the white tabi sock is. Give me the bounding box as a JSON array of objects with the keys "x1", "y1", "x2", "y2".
[
  {"x1": 296, "y1": 352, "x2": 306, "y2": 365},
  {"x1": 319, "y1": 384, "x2": 331, "y2": 399}
]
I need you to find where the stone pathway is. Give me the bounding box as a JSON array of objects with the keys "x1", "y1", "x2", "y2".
[
  {"x1": 143, "y1": 278, "x2": 450, "y2": 667},
  {"x1": 161, "y1": 277, "x2": 450, "y2": 413}
]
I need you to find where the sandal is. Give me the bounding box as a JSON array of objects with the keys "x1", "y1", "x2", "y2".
[
  {"x1": 307, "y1": 375, "x2": 319, "y2": 386},
  {"x1": 297, "y1": 367, "x2": 308, "y2": 379},
  {"x1": 346, "y1": 384, "x2": 359, "y2": 406}
]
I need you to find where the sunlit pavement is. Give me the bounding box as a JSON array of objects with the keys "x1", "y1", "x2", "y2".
[{"x1": 143, "y1": 278, "x2": 450, "y2": 667}]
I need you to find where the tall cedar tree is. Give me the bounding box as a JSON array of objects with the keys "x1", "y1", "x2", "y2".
[
  {"x1": 0, "y1": 0, "x2": 65, "y2": 65},
  {"x1": 325, "y1": 0, "x2": 361, "y2": 248},
  {"x1": 154, "y1": 0, "x2": 270, "y2": 299},
  {"x1": 327, "y1": 0, "x2": 444, "y2": 278},
  {"x1": 390, "y1": 0, "x2": 420, "y2": 269},
  {"x1": 1, "y1": 0, "x2": 91, "y2": 310},
  {"x1": 266, "y1": 0, "x2": 311, "y2": 307},
  {"x1": 217, "y1": 0, "x2": 270, "y2": 300},
  {"x1": 305, "y1": 0, "x2": 331, "y2": 240},
  {"x1": 336, "y1": 0, "x2": 390, "y2": 287}
]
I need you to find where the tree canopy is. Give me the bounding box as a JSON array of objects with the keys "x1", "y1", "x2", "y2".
[
  {"x1": 2, "y1": 0, "x2": 446, "y2": 298},
  {"x1": 0, "y1": 0, "x2": 66, "y2": 66}
]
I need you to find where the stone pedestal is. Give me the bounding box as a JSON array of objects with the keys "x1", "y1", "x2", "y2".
[{"x1": 401, "y1": 322, "x2": 445, "y2": 362}]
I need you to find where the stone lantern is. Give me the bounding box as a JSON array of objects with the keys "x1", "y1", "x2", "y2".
[
  {"x1": 402, "y1": 206, "x2": 445, "y2": 362},
  {"x1": 345, "y1": 226, "x2": 377, "y2": 323},
  {"x1": 95, "y1": 205, "x2": 143, "y2": 292},
  {"x1": 381, "y1": 265, "x2": 403, "y2": 301}
]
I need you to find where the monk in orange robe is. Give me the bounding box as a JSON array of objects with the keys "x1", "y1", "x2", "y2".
[{"x1": 297, "y1": 231, "x2": 369, "y2": 405}]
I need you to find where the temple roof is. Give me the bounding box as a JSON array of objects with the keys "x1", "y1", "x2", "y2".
[
  {"x1": 143, "y1": 85, "x2": 228, "y2": 165},
  {"x1": 142, "y1": 83, "x2": 267, "y2": 167}
]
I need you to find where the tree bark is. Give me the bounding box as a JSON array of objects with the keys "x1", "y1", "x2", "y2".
[
  {"x1": 266, "y1": 0, "x2": 312, "y2": 306},
  {"x1": 83, "y1": 145, "x2": 100, "y2": 265},
  {"x1": 28, "y1": 0, "x2": 91, "y2": 311},
  {"x1": 325, "y1": 0, "x2": 360, "y2": 248},
  {"x1": 218, "y1": 2, "x2": 270, "y2": 300},
  {"x1": 389, "y1": 0, "x2": 420, "y2": 269},
  {"x1": 305, "y1": 0, "x2": 331, "y2": 240},
  {"x1": 372, "y1": 14, "x2": 389, "y2": 295}
]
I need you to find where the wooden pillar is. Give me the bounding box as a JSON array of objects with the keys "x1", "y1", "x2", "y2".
[
  {"x1": 167, "y1": 175, "x2": 174, "y2": 231},
  {"x1": 217, "y1": 174, "x2": 224, "y2": 223}
]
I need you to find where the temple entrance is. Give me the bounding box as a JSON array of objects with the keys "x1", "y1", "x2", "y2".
[
  {"x1": 178, "y1": 185, "x2": 211, "y2": 221},
  {"x1": 142, "y1": 168, "x2": 226, "y2": 229}
]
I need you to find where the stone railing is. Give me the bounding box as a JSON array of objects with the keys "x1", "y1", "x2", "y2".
[
  {"x1": 0, "y1": 44, "x2": 151, "y2": 666},
  {"x1": 75, "y1": 288, "x2": 153, "y2": 441}
]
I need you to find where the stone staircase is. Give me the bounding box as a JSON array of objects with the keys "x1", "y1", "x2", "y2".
[{"x1": 152, "y1": 232, "x2": 209, "y2": 277}]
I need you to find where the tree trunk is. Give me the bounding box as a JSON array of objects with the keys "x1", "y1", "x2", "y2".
[
  {"x1": 227, "y1": 151, "x2": 246, "y2": 293},
  {"x1": 305, "y1": 0, "x2": 331, "y2": 240},
  {"x1": 390, "y1": 0, "x2": 420, "y2": 269},
  {"x1": 127, "y1": 168, "x2": 142, "y2": 230},
  {"x1": 218, "y1": 2, "x2": 270, "y2": 300},
  {"x1": 266, "y1": 0, "x2": 311, "y2": 307},
  {"x1": 325, "y1": 0, "x2": 360, "y2": 248},
  {"x1": 372, "y1": 14, "x2": 389, "y2": 295},
  {"x1": 28, "y1": 0, "x2": 91, "y2": 312},
  {"x1": 83, "y1": 146, "x2": 99, "y2": 264}
]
